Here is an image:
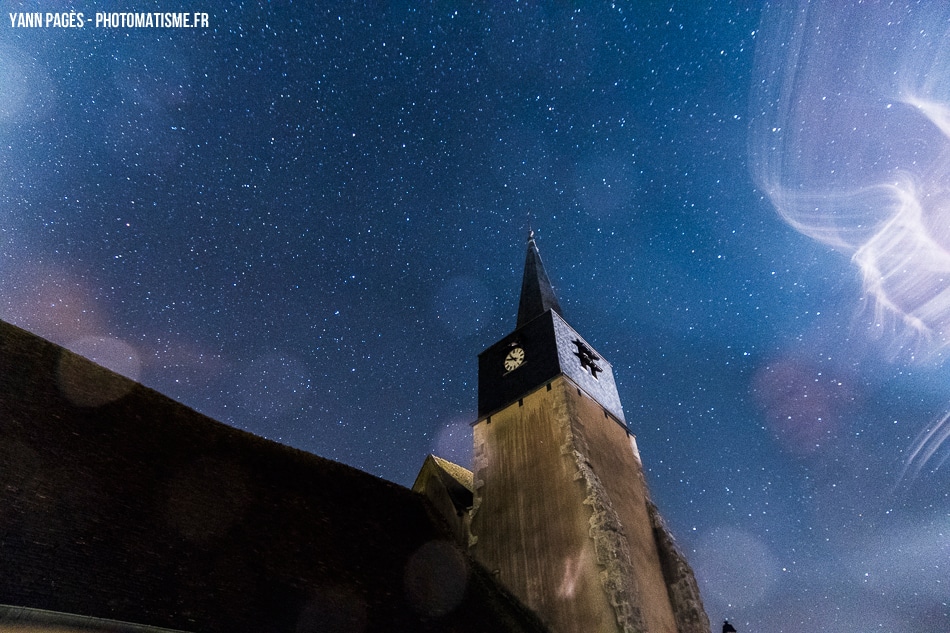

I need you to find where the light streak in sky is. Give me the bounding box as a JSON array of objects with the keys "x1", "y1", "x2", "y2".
[
  {"x1": 749, "y1": 2, "x2": 950, "y2": 478},
  {"x1": 898, "y1": 409, "x2": 950, "y2": 485}
]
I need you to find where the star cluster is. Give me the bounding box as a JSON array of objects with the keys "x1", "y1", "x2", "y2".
[{"x1": 2, "y1": 3, "x2": 948, "y2": 631}]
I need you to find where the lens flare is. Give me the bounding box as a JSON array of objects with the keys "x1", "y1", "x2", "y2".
[
  {"x1": 751, "y1": 3, "x2": 950, "y2": 353},
  {"x1": 898, "y1": 410, "x2": 950, "y2": 485},
  {"x1": 750, "y1": 2, "x2": 950, "y2": 477}
]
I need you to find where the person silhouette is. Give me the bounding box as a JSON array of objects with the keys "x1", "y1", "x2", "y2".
[{"x1": 722, "y1": 620, "x2": 737, "y2": 633}]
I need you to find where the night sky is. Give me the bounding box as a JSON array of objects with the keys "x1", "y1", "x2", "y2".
[{"x1": 2, "y1": 2, "x2": 949, "y2": 632}]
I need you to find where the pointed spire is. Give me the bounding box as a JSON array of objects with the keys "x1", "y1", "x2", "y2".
[{"x1": 517, "y1": 231, "x2": 563, "y2": 328}]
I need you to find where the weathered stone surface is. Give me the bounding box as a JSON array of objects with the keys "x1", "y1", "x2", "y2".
[
  {"x1": 471, "y1": 376, "x2": 685, "y2": 633},
  {"x1": 472, "y1": 378, "x2": 619, "y2": 632},
  {"x1": 648, "y1": 501, "x2": 712, "y2": 633}
]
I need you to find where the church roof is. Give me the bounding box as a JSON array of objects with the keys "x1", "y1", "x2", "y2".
[
  {"x1": 412, "y1": 454, "x2": 474, "y2": 527},
  {"x1": 0, "y1": 319, "x2": 549, "y2": 633},
  {"x1": 516, "y1": 232, "x2": 563, "y2": 328},
  {"x1": 430, "y1": 455, "x2": 474, "y2": 492}
]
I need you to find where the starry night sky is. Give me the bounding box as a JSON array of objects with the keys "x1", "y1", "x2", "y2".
[{"x1": 2, "y1": 2, "x2": 948, "y2": 632}]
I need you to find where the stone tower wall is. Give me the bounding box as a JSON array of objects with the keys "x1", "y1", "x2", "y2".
[{"x1": 471, "y1": 375, "x2": 679, "y2": 633}]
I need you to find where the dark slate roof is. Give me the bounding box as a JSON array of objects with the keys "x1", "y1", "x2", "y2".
[
  {"x1": 0, "y1": 605, "x2": 191, "y2": 633},
  {"x1": 516, "y1": 232, "x2": 563, "y2": 328},
  {"x1": 0, "y1": 320, "x2": 548, "y2": 633}
]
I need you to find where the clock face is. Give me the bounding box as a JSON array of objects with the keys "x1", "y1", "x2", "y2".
[{"x1": 504, "y1": 346, "x2": 525, "y2": 372}]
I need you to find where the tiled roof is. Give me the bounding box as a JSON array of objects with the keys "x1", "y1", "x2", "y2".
[{"x1": 430, "y1": 455, "x2": 474, "y2": 492}]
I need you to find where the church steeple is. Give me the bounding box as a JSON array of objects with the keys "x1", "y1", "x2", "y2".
[
  {"x1": 477, "y1": 233, "x2": 625, "y2": 423},
  {"x1": 470, "y1": 236, "x2": 710, "y2": 633},
  {"x1": 516, "y1": 231, "x2": 563, "y2": 328}
]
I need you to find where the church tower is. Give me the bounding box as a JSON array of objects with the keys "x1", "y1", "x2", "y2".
[{"x1": 469, "y1": 233, "x2": 709, "y2": 633}]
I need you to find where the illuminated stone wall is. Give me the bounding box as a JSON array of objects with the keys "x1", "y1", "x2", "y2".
[{"x1": 471, "y1": 375, "x2": 689, "y2": 633}]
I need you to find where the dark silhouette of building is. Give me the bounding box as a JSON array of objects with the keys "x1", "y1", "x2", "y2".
[
  {"x1": 0, "y1": 235, "x2": 709, "y2": 633},
  {"x1": 0, "y1": 318, "x2": 546, "y2": 633}
]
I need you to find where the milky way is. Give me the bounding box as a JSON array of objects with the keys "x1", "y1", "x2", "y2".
[{"x1": 1, "y1": 4, "x2": 947, "y2": 631}]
